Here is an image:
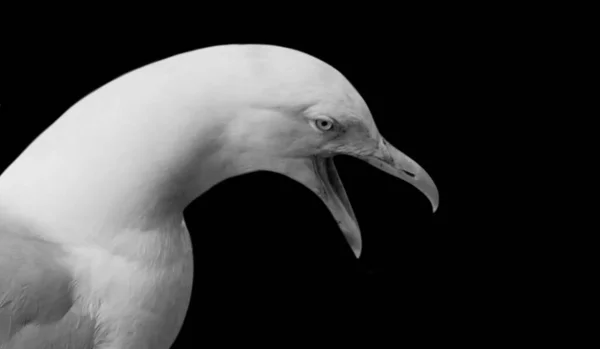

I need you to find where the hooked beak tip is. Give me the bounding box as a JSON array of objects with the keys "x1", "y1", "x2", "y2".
[
  {"x1": 411, "y1": 168, "x2": 439, "y2": 213},
  {"x1": 364, "y1": 138, "x2": 440, "y2": 213},
  {"x1": 418, "y1": 172, "x2": 439, "y2": 213}
]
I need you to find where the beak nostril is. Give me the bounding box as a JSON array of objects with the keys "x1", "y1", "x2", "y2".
[{"x1": 402, "y1": 170, "x2": 416, "y2": 178}]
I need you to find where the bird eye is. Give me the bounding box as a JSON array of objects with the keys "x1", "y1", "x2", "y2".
[{"x1": 315, "y1": 119, "x2": 333, "y2": 131}]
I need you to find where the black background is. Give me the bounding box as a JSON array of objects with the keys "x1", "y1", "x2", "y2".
[{"x1": 0, "y1": 18, "x2": 506, "y2": 346}]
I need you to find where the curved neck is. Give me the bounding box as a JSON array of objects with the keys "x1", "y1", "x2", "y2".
[{"x1": 0, "y1": 52, "x2": 244, "y2": 241}]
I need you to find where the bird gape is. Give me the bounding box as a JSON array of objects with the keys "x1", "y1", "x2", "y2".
[{"x1": 0, "y1": 44, "x2": 438, "y2": 349}]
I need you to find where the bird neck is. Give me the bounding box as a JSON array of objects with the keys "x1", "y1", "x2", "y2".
[{"x1": 0, "y1": 53, "x2": 246, "y2": 244}]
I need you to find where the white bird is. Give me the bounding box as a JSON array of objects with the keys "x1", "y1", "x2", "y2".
[{"x1": 0, "y1": 44, "x2": 438, "y2": 348}]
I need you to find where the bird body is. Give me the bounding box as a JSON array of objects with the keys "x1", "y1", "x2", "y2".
[
  {"x1": 0, "y1": 44, "x2": 438, "y2": 348},
  {"x1": 0, "y1": 213, "x2": 192, "y2": 348}
]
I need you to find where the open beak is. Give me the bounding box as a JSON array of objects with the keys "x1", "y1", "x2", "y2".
[{"x1": 310, "y1": 138, "x2": 439, "y2": 258}]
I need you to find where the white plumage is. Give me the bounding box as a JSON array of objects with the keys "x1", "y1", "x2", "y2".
[{"x1": 0, "y1": 44, "x2": 437, "y2": 348}]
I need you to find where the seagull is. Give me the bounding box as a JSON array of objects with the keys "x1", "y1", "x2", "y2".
[{"x1": 0, "y1": 44, "x2": 438, "y2": 348}]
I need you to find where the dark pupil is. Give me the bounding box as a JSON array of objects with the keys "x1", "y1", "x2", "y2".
[{"x1": 320, "y1": 121, "x2": 329, "y2": 128}]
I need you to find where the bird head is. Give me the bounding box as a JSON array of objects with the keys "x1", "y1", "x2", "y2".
[
  {"x1": 0, "y1": 44, "x2": 437, "y2": 257},
  {"x1": 211, "y1": 45, "x2": 439, "y2": 258}
]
